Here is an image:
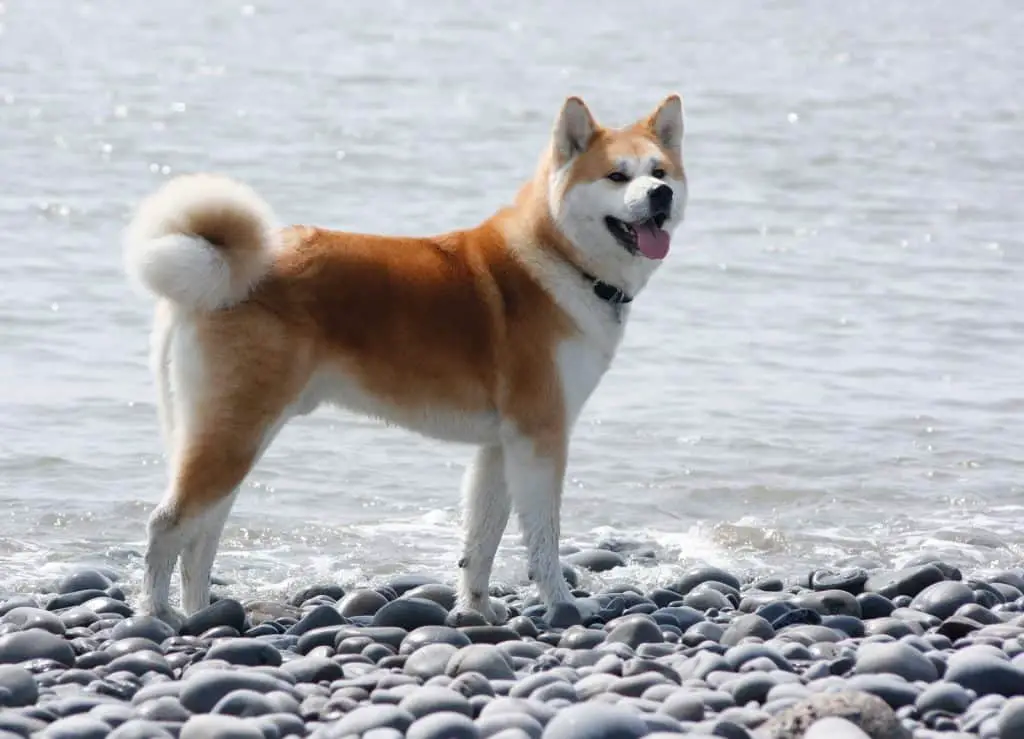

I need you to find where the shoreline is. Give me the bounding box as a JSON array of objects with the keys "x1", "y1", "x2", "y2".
[{"x1": 1, "y1": 554, "x2": 1023, "y2": 737}]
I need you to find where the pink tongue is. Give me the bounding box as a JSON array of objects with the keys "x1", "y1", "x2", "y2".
[{"x1": 635, "y1": 223, "x2": 670, "y2": 260}]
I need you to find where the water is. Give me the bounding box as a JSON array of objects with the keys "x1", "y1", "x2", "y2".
[{"x1": 1, "y1": 0, "x2": 1023, "y2": 601}]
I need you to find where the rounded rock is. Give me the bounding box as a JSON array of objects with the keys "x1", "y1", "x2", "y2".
[
  {"x1": 910, "y1": 581, "x2": 975, "y2": 620},
  {"x1": 855, "y1": 641, "x2": 939, "y2": 683},
  {"x1": 0, "y1": 628, "x2": 75, "y2": 666},
  {"x1": 374, "y1": 597, "x2": 450, "y2": 630},
  {"x1": 0, "y1": 665, "x2": 38, "y2": 707},
  {"x1": 338, "y1": 589, "x2": 390, "y2": 618},
  {"x1": 399, "y1": 685, "x2": 473, "y2": 718},
  {"x1": 329, "y1": 703, "x2": 416, "y2": 735},
  {"x1": 446, "y1": 645, "x2": 515, "y2": 680},
  {"x1": 180, "y1": 714, "x2": 264, "y2": 739},
  {"x1": 180, "y1": 599, "x2": 246, "y2": 636},
  {"x1": 540, "y1": 701, "x2": 648, "y2": 738},
  {"x1": 564, "y1": 549, "x2": 626, "y2": 573},
  {"x1": 407, "y1": 710, "x2": 480, "y2": 739}
]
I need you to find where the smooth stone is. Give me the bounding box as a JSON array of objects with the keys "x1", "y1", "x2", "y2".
[
  {"x1": 136, "y1": 695, "x2": 191, "y2": 722},
  {"x1": 668, "y1": 566, "x2": 742, "y2": 595},
  {"x1": 57, "y1": 569, "x2": 114, "y2": 594},
  {"x1": 865, "y1": 565, "x2": 946, "y2": 600},
  {"x1": 405, "y1": 643, "x2": 460, "y2": 680},
  {"x1": 82, "y1": 596, "x2": 132, "y2": 617},
  {"x1": 407, "y1": 711, "x2": 479, "y2": 739},
  {"x1": 684, "y1": 588, "x2": 733, "y2": 612},
  {"x1": 279, "y1": 655, "x2": 343, "y2": 684},
  {"x1": 111, "y1": 616, "x2": 176, "y2": 643},
  {"x1": 540, "y1": 701, "x2": 648, "y2": 738},
  {"x1": 794, "y1": 590, "x2": 861, "y2": 618},
  {"x1": 605, "y1": 615, "x2": 663, "y2": 649},
  {"x1": 107, "y1": 720, "x2": 176, "y2": 739},
  {"x1": 446, "y1": 645, "x2": 515, "y2": 680},
  {"x1": 180, "y1": 599, "x2": 246, "y2": 636},
  {"x1": 284, "y1": 604, "x2": 346, "y2": 636},
  {"x1": 810, "y1": 568, "x2": 869, "y2": 595},
  {"x1": 374, "y1": 598, "x2": 450, "y2": 629},
  {"x1": 0, "y1": 665, "x2": 38, "y2": 706},
  {"x1": 329, "y1": 703, "x2": 416, "y2": 734},
  {"x1": 845, "y1": 674, "x2": 921, "y2": 709},
  {"x1": 476, "y1": 712, "x2": 543, "y2": 738},
  {"x1": 915, "y1": 681, "x2": 972, "y2": 715},
  {"x1": 564, "y1": 549, "x2": 626, "y2": 573},
  {"x1": 398, "y1": 685, "x2": 473, "y2": 718},
  {"x1": 34, "y1": 715, "x2": 111, "y2": 739},
  {"x1": 803, "y1": 717, "x2": 871, "y2": 739},
  {"x1": 210, "y1": 688, "x2": 276, "y2": 717},
  {"x1": 478, "y1": 697, "x2": 555, "y2": 726},
  {"x1": 997, "y1": 696, "x2": 1024, "y2": 738},
  {"x1": 2, "y1": 606, "x2": 66, "y2": 635},
  {"x1": 722, "y1": 614, "x2": 775, "y2": 646},
  {"x1": 388, "y1": 574, "x2": 443, "y2": 596},
  {"x1": 755, "y1": 690, "x2": 911, "y2": 738},
  {"x1": 857, "y1": 593, "x2": 895, "y2": 620},
  {"x1": 657, "y1": 689, "x2": 705, "y2": 721},
  {"x1": 205, "y1": 638, "x2": 282, "y2": 667},
  {"x1": 179, "y1": 669, "x2": 291, "y2": 713},
  {"x1": 289, "y1": 583, "x2": 345, "y2": 606},
  {"x1": 403, "y1": 584, "x2": 458, "y2": 612},
  {"x1": 337, "y1": 590, "x2": 389, "y2": 618},
  {"x1": 910, "y1": 581, "x2": 975, "y2": 620},
  {"x1": 946, "y1": 646, "x2": 1024, "y2": 697},
  {"x1": 0, "y1": 628, "x2": 75, "y2": 666},
  {"x1": 855, "y1": 641, "x2": 939, "y2": 682},
  {"x1": 180, "y1": 714, "x2": 263, "y2": 739}
]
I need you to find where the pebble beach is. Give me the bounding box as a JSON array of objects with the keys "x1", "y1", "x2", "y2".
[{"x1": 4, "y1": 550, "x2": 1024, "y2": 738}]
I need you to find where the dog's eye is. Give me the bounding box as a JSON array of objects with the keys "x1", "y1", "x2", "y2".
[
  {"x1": 651, "y1": 167, "x2": 667, "y2": 180},
  {"x1": 606, "y1": 171, "x2": 629, "y2": 183}
]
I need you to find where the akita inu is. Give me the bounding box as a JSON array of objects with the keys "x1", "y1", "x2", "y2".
[{"x1": 124, "y1": 94, "x2": 687, "y2": 625}]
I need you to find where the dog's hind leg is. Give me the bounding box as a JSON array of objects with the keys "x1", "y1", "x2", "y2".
[
  {"x1": 178, "y1": 412, "x2": 292, "y2": 614},
  {"x1": 455, "y1": 445, "x2": 509, "y2": 623},
  {"x1": 140, "y1": 316, "x2": 306, "y2": 623}
]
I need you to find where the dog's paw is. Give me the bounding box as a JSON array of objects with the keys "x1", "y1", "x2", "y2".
[
  {"x1": 138, "y1": 600, "x2": 186, "y2": 631},
  {"x1": 448, "y1": 598, "x2": 503, "y2": 627}
]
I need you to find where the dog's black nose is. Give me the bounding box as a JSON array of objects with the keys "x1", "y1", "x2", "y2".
[{"x1": 648, "y1": 183, "x2": 673, "y2": 216}]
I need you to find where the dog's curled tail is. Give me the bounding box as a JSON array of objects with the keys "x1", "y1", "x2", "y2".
[{"x1": 123, "y1": 173, "x2": 278, "y2": 311}]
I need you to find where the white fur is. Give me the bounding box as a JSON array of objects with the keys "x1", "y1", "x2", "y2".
[
  {"x1": 455, "y1": 445, "x2": 509, "y2": 621},
  {"x1": 124, "y1": 174, "x2": 278, "y2": 311}
]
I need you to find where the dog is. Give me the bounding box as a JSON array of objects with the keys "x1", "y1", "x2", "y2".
[{"x1": 123, "y1": 94, "x2": 687, "y2": 625}]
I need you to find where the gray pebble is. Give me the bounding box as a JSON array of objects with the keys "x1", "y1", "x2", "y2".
[
  {"x1": 803, "y1": 717, "x2": 871, "y2": 739},
  {"x1": 855, "y1": 641, "x2": 939, "y2": 682},
  {"x1": 540, "y1": 701, "x2": 648, "y2": 738},
  {"x1": 180, "y1": 714, "x2": 264, "y2": 739},
  {"x1": 328, "y1": 703, "x2": 416, "y2": 735},
  {"x1": 0, "y1": 665, "x2": 37, "y2": 707},
  {"x1": 407, "y1": 710, "x2": 480, "y2": 739},
  {"x1": 0, "y1": 628, "x2": 75, "y2": 666},
  {"x1": 476, "y1": 712, "x2": 543, "y2": 738},
  {"x1": 447, "y1": 645, "x2": 515, "y2": 680},
  {"x1": 36, "y1": 715, "x2": 112, "y2": 739},
  {"x1": 399, "y1": 685, "x2": 473, "y2": 717},
  {"x1": 911, "y1": 581, "x2": 976, "y2": 620}
]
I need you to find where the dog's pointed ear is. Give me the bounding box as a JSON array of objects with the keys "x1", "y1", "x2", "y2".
[
  {"x1": 552, "y1": 96, "x2": 598, "y2": 165},
  {"x1": 644, "y1": 94, "x2": 684, "y2": 155}
]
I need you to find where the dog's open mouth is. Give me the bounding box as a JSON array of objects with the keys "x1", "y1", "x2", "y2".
[{"x1": 604, "y1": 215, "x2": 670, "y2": 260}]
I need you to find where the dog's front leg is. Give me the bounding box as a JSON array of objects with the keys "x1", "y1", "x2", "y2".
[{"x1": 502, "y1": 429, "x2": 575, "y2": 607}]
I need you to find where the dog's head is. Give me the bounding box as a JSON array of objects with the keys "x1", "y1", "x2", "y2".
[{"x1": 545, "y1": 94, "x2": 687, "y2": 295}]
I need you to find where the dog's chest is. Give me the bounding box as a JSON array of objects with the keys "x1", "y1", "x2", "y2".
[{"x1": 557, "y1": 335, "x2": 617, "y2": 426}]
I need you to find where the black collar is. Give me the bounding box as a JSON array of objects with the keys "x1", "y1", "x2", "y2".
[{"x1": 580, "y1": 270, "x2": 633, "y2": 306}]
